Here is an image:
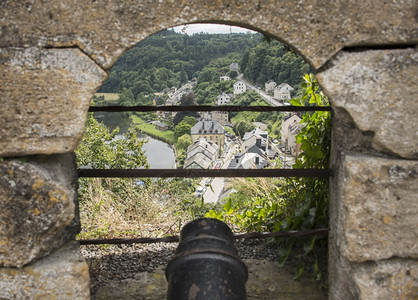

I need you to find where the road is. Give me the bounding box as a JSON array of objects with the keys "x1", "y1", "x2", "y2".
[
  {"x1": 237, "y1": 74, "x2": 283, "y2": 107},
  {"x1": 200, "y1": 140, "x2": 237, "y2": 204}
]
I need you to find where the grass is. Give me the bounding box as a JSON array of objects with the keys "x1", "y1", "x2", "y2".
[
  {"x1": 77, "y1": 178, "x2": 196, "y2": 239},
  {"x1": 131, "y1": 115, "x2": 176, "y2": 145},
  {"x1": 224, "y1": 126, "x2": 235, "y2": 135},
  {"x1": 95, "y1": 93, "x2": 120, "y2": 101}
]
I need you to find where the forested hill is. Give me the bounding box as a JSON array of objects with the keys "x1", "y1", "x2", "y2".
[
  {"x1": 99, "y1": 29, "x2": 262, "y2": 97},
  {"x1": 241, "y1": 40, "x2": 312, "y2": 89},
  {"x1": 98, "y1": 29, "x2": 312, "y2": 104}
]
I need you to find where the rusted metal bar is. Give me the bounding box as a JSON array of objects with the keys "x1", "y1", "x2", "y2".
[
  {"x1": 88, "y1": 105, "x2": 331, "y2": 112},
  {"x1": 77, "y1": 168, "x2": 332, "y2": 178},
  {"x1": 78, "y1": 228, "x2": 328, "y2": 245}
]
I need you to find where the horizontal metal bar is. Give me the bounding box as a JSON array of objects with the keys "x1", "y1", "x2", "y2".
[
  {"x1": 89, "y1": 105, "x2": 331, "y2": 113},
  {"x1": 78, "y1": 229, "x2": 328, "y2": 245},
  {"x1": 77, "y1": 168, "x2": 331, "y2": 178}
]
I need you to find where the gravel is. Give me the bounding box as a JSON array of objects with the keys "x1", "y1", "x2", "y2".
[
  {"x1": 81, "y1": 238, "x2": 327, "y2": 295},
  {"x1": 81, "y1": 239, "x2": 283, "y2": 294}
]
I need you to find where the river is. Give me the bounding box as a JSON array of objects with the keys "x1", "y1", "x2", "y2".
[{"x1": 94, "y1": 112, "x2": 176, "y2": 169}]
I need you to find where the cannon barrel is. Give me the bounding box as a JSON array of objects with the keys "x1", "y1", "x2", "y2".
[{"x1": 166, "y1": 218, "x2": 248, "y2": 300}]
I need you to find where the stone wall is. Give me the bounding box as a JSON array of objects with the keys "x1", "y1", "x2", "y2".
[{"x1": 1, "y1": 1, "x2": 417, "y2": 299}]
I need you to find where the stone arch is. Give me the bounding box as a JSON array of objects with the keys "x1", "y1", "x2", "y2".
[{"x1": 1, "y1": 1, "x2": 417, "y2": 299}]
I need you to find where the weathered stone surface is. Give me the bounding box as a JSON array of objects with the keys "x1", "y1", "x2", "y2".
[
  {"x1": 0, "y1": 154, "x2": 80, "y2": 267},
  {"x1": 338, "y1": 153, "x2": 418, "y2": 262},
  {"x1": 353, "y1": 259, "x2": 418, "y2": 300},
  {"x1": 318, "y1": 48, "x2": 418, "y2": 159},
  {"x1": 0, "y1": 47, "x2": 106, "y2": 156},
  {"x1": 0, "y1": 241, "x2": 90, "y2": 300},
  {"x1": 0, "y1": 1, "x2": 416, "y2": 69},
  {"x1": 91, "y1": 259, "x2": 326, "y2": 300}
]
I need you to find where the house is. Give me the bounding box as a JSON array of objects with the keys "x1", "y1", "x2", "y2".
[
  {"x1": 265, "y1": 80, "x2": 277, "y2": 92},
  {"x1": 215, "y1": 93, "x2": 232, "y2": 105},
  {"x1": 242, "y1": 128, "x2": 277, "y2": 159},
  {"x1": 281, "y1": 114, "x2": 304, "y2": 155},
  {"x1": 211, "y1": 111, "x2": 229, "y2": 126},
  {"x1": 234, "y1": 81, "x2": 246, "y2": 95},
  {"x1": 229, "y1": 62, "x2": 239, "y2": 71},
  {"x1": 201, "y1": 111, "x2": 229, "y2": 126},
  {"x1": 220, "y1": 76, "x2": 231, "y2": 82},
  {"x1": 155, "y1": 121, "x2": 168, "y2": 131},
  {"x1": 191, "y1": 120, "x2": 225, "y2": 150},
  {"x1": 227, "y1": 152, "x2": 268, "y2": 169},
  {"x1": 184, "y1": 139, "x2": 219, "y2": 169},
  {"x1": 273, "y1": 83, "x2": 294, "y2": 101}
]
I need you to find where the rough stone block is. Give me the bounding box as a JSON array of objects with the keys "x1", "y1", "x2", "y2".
[
  {"x1": 0, "y1": 47, "x2": 106, "y2": 156},
  {"x1": 353, "y1": 259, "x2": 418, "y2": 300},
  {"x1": 0, "y1": 241, "x2": 90, "y2": 300},
  {"x1": 317, "y1": 48, "x2": 418, "y2": 159},
  {"x1": 0, "y1": 1, "x2": 416, "y2": 69},
  {"x1": 338, "y1": 153, "x2": 418, "y2": 262},
  {"x1": 0, "y1": 154, "x2": 80, "y2": 267}
]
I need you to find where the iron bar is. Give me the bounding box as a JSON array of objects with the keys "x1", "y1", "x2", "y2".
[
  {"x1": 77, "y1": 168, "x2": 331, "y2": 178},
  {"x1": 88, "y1": 105, "x2": 331, "y2": 113},
  {"x1": 78, "y1": 228, "x2": 328, "y2": 245}
]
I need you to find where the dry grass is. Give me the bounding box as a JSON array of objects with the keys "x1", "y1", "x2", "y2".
[
  {"x1": 78, "y1": 178, "x2": 194, "y2": 239},
  {"x1": 95, "y1": 93, "x2": 120, "y2": 101}
]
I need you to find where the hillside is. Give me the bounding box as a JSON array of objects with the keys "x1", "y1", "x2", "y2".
[
  {"x1": 98, "y1": 29, "x2": 311, "y2": 105},
  {"x1": 99, "y1": 29, "x2": 262, "y2": 100}
]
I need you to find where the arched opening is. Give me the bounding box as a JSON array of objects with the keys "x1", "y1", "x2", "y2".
[
  {"x1": 1, "y1": 2, "x2": 415, "y2": 299},
  {"x1": 76, "y1": 23, "x2": 331, "y2": 299}
]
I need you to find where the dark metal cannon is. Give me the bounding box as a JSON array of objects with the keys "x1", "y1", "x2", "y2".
[{"x1": 166, "y1": 218, "x2": 248, "y2": 300}]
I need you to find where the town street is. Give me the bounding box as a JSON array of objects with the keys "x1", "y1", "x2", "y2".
[
  {"x1": 200, "y1": 140, "x2": 237, "y2": 203},
  {"x1": 237, "y1": 74, "x2": 283, "y2": 107}
]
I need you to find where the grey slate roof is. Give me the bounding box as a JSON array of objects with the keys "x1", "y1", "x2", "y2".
[{"x1": 191, "y1": 121, "x2": 225, "y2": 135}]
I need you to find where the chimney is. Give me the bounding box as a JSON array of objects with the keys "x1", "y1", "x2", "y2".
[{"x1": 256, "y1": 138, "x2": 261, "y2": 148}]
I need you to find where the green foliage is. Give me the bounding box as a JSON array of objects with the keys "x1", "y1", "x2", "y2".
[
  {"x1": 206, "y1": 74, "x2": 330, "y2": 282},
  {"x1": 174, "y1": 117, "x2": 197, "y2": 139},
  {"x1": 242, "y1": 39, "x2": 312, "y2": 92},
  {"x1": 233, "y1": 120, "x2": 255, "y2": 138},
  {"x1": 176, "y1": 134, "x2": 193, "y2": 153},
  {"x1": 99, "y1": 30, "x2": 262, "y2": 97},
  {"x1": 76, "y1": 114, "x2": 148, "y2": 169}
]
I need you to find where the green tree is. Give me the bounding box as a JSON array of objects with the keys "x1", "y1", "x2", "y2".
[
  {"x1": 233, "y1": 120, "x2": 255, "y2": 138},
  {"x1": 118, "y1": 88, "x2": 135, "y2": 106},
  {"x1": 180, "y1": 68, "x2": 188, "y2": 84},
  {"x1": 229, "y1": 70, "x2": 238, "y2": 78},
  {"x1": 76, "y1": 114, "x2": 149, "y2": 169},
  {"x1": 174, "y1": 121, "x2": 194, "y2": 140},
  {"x1": 176, "y1": 134, "x2": 193, "y2": 152}
]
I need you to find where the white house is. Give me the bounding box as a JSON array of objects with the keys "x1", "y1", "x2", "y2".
[
  {"x1": 220, "y1": 76, "x2": 231, "y2": 82},
  {"x1": 281, "y1": 114, "x2": 303, "y2": 155},
  {"x1": 265, "y1": 80, "x2": 277, "y2": 92},
  {"x1": 234, "y1": 81, "x2": 246, "y2": 95},
  {"x1": 215, "y1": 93, "x2": 232, "y2": 105},
  {"x1": 274, "y1": 83, "x2": 294, "y2": 100}
]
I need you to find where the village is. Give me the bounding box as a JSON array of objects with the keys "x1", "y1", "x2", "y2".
[{"x1": 147, "y1": 62, "x2": 305, "y2": 203}]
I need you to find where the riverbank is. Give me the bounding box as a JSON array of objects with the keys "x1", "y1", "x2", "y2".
[
  {"x1": 131, "y1": 115, "x2": 176, "y2": 145},
  {"x1": 131, "y1": 114, "x2": 179, "y2": 168}
]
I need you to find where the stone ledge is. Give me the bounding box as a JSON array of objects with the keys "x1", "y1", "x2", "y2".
[
  {"x1": 353, "y1": 258, "x2": 418, "y2": 300},
  {"x1": 0, "y1": 241, "x2": 90, "y2": 300},
  {"x1": 337, "y1": 153, "x2": 418, "y2": 262},
  {"x1": 317, "y1": 48, "x2": 418, "y2": 159},
  {"x1": 0, "y1": 47, "x2": 106, "y2": 156}
]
